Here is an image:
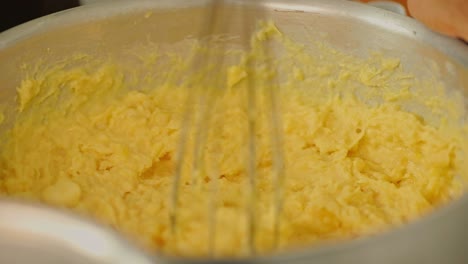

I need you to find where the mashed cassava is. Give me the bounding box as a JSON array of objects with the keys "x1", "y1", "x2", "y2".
[{"x1": 0, "y1": 23, "x2": 466, "y2": 257}]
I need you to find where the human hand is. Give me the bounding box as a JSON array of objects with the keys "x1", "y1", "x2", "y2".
[{"x1": 407, "y1": 0, "x2": 468, "y2": 40}]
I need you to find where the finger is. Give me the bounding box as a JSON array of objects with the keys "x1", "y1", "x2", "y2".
[{"x1": 408, "y1": 0, "x2": 468, "y2": 40}]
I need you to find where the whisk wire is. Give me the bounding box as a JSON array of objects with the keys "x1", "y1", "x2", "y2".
[
  {"x1": 265, "y1": 56, "x2": 285, "y2": 250},
  {"x1": 169, "y1": 0, "x2": 228, "y2": 251},
  {"x1": 170, "y1": 0, "x2": 285, "y2": 256},
  {"x1": 240, "y1": 3, "x2": 256, "y2": 256}
]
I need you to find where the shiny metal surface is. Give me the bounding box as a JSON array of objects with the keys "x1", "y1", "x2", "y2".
[
  {"x1": 0, "y1": 200, "x2": 155, "y2": 264},
  {"x1": 365, "y1": 1, "x2": 406, "y2": 15},
  {"x1": 0, "y1": 0, "x2": 467, "y2": 263}
]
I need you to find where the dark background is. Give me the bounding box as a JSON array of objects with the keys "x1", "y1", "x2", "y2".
[{"x1": 0, "y1": 0, "x2": 80, "y2": 32}]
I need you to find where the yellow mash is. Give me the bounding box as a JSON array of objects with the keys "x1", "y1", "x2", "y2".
[{"x1": 0, "y1": 23, "x2": 467, "y2": 257}]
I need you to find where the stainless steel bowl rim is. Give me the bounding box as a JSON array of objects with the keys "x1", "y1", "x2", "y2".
[
  {"x1": 1, "y1": 0, "x2": 467, "y2": 66},
  {"x1": 0, "y1": 1, "x2": 467, "y2": 263}
]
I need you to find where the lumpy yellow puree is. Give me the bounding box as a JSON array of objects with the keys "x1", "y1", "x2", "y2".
[{"x1": 0, "y1": 23, "x2": 467, "y2": 257}]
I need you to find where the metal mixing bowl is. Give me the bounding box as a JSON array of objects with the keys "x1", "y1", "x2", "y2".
[{"x1": 0, "y1": 0, "x2": 467, "y2": 263}]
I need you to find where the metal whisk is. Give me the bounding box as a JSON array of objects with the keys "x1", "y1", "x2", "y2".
[{"x1": 169, "y1": 0, "x2": 285, "y2": 256}]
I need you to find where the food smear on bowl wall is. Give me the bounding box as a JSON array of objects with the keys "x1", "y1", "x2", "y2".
[{"x1": 0, "y1": 22, "x2": 467, "y2": 257}]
